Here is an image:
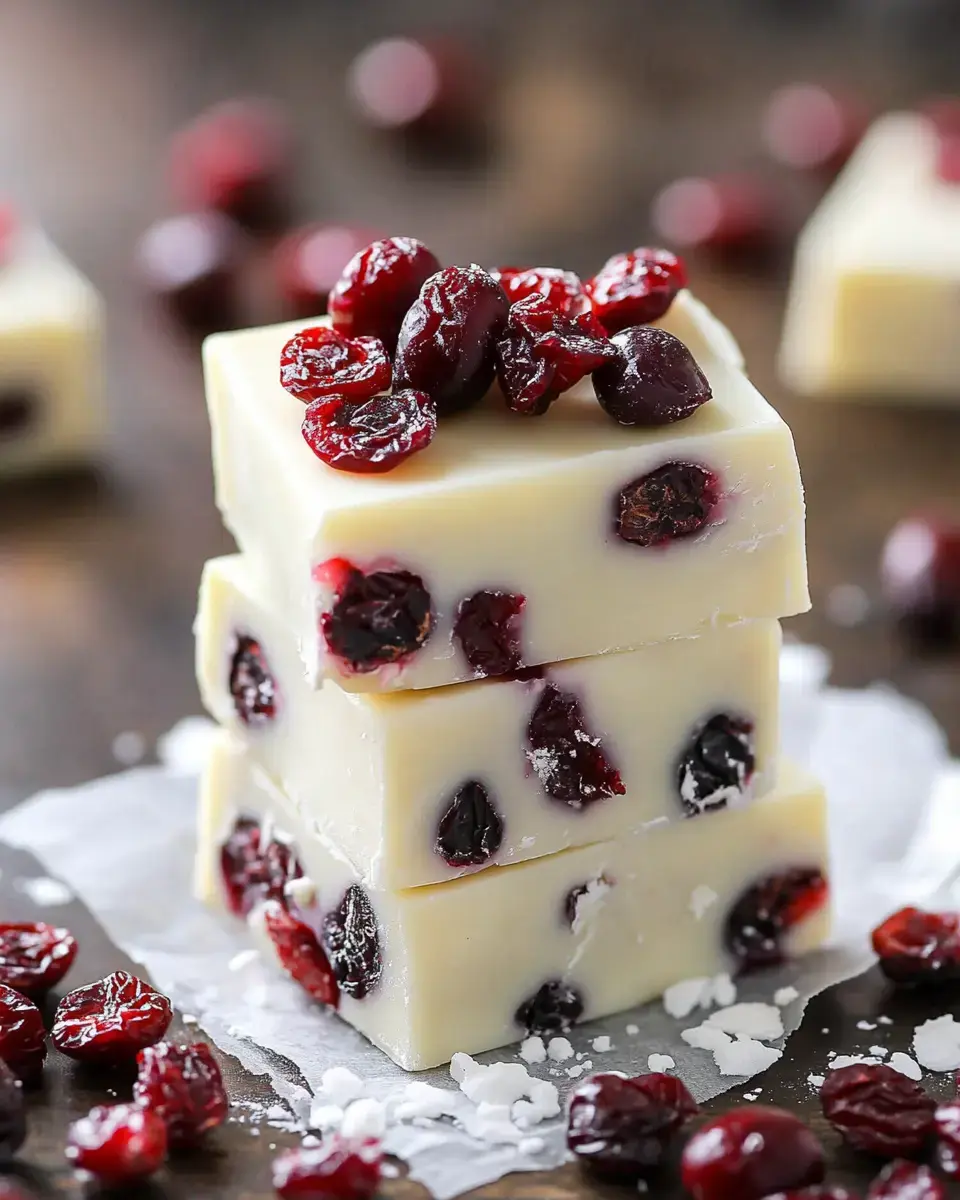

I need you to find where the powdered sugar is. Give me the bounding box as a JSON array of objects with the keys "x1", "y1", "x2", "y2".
[
  {"x1": 888, "y1": 1052, "x2": 922, "y2": 1081},
  {"x1": 647, "y1": 1053, "x2": 676, "y2": 1073},
  {"x1": 706, "y1": 1003, "x2": 784, "y2": 1042},
  {"x1": 913, "y1": 1015, "x2": 960, "y2": 1072}
]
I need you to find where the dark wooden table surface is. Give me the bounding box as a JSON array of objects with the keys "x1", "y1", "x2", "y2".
[{"x1": 0, "y1": 1, "x2": 959, "y2": 1196}]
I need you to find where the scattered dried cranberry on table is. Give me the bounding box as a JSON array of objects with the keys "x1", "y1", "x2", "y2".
[
  {"x1": 0, "y1": 1060, "x2": 26, "y2": 1159},
  {"x1": 65, "y1": 1103, "x2": 167, "y2": 1184},
  {"x1": 871, "y1": 907, "x2": 960, "y2": 985},
  {"x1": 820, "y1": 1064, "x2": 936, "y2": 1157},
  {"x1": 134, "y1": 1041, "x2": 228, "y2": 1146},
  {"x1": 273, "y1": 1136, "x2": 382, "y2": 1200},
  {"x1": 0, "y1": 921, "x2": 77, "y2": 996},
  {"x1": 0, "y1": 985, "x2": 46, "y2": 1081},
  {"x1": 866, "y1": 1160, "x2": 945, "y2": 1200},
  {"x1": 934, "y1": 1100, "x2": 960, "y2": 1179},
  {"x1": 51, "y1": 970, "x2": 172, "y2": 1064}
]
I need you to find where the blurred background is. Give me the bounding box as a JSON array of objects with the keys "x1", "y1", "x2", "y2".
[{"x1": 0, "y1": 0, "x2": 958, "y2": 802}]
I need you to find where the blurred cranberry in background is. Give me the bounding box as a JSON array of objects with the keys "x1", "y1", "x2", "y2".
[
  {"x1": 762, "y1": 83, "x2": 867, "y2": 177},
  {"x1": 0, "y1": 202, "x2": 16, "y2": 263},
  {"x1": 923, "y1": 96, "x2": 960, "y2": 184},
  {"x1": 651, "y1": 173, "x2": 784, "y2": 260},
  {"x1": 137, "y1": 211, "x2": 244, "y2": 334},
  {"x1": 274, "y1": 225, "x2": 380, "y2": 319},
  {"x1": 880, "y1": 516, "x2": 960, "y2": 645},
  {"x1": 168, "y1": 98, "x2": 293, "y2": 232}
]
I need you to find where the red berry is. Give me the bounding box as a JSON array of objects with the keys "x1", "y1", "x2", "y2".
[
  {"x1": 724, "y1": 868, "x2": 829, "y2": 971},
  {"x1": 229, "y1": 634, "x2": 279, "y2": 727},
  {"x1": 220, "y1": 816, "x2": 304, "y2": 918},
  {"x1": 280, "y1": 326, "x2": 391, "y2": 405},
  {"x1": 681, "y1": 1105, "x2": 825, "y2": 1200},
  {"x1": 515, "y1": 980, "x2": 583, "y2": 1037},
  {"x1": 0, "y1": 985, "x2": 46, "y2": 1082},
  {"x1": 567, "y1": 1071, "x2": 698, "y2": 1180},
  {"x1": 0, "y1": 922, "x2": 77, "y2": 997},
  {"x1": 676, "y1": 713, "x2": 755, "y2": 817},
  {"x1": 394, "y1": 265, "x2": 509, "y2": 415},
  {"x1": 594, "y1": 325, "x2": 712, "y2": 427},
  {"x1": 764, "y1": 1190, "x2": 859, "y2": 1200},
  {"x1": 820, "y1": 1063, "x2": 936, "y2": 1157},
  {"x1": 168, "y1": 98, "x2": 291, "y2": 231},
  {"x1": 302, "y1": 388, "x2": 437, "y2": 474},
  {"x1": 273, "y1": 1136, "x2": 382, "y2": 1200},
  {"x1": 0, "y1": 203, "x2": 17, "y2": 265},
  {"x1": 872, "y1": 907, "x2": 960, "y2": 985},
  {"x1": 923, "y1": 100, "x2": 960, "y2": 185},
  {"x1": 137, "y1": 211, "x2": 244, "y2": 334},
  {"x1": 495, "y1": 296, "x2": 617, "y2": 415},
  {"x1": 321, "y1": 886, "x2": 382, "y2": 1000},
  {"x1": 934, "y1": 1100, "x2": 960, "y2": 1178},
  {"x1": 526, "y1": 683, "x2": 625, "y2": 809},
  {"x1": 867, "y1": 1161, "x2": 944, "y2": 1200},
  {"x1": 586, "y1": 248, "x2": 687, "y2": 333},
  {"x1": 652, "y1": 174, "x2": 781, "y2": 254},
  {"x1": 762, "y1": 84, "x2": 867, "y2": 176},
  {"x1": 134, "y1": 1041, "x2": 226, "y2": 1146},
  {"x1": 275, "y1": 225, "x2": 381, "y2": 321},
  {"x1": 65, "y1": 1103, "x2": 167, "y2": 1184},
  {"x1": 453, "y1": 590, "x2": 526, "y2": 678},
  {"x1": 317, "y1": 558, "x2": 433, "y2": 675},
  {"x1": 52, "y1": 971, "x2": 172, "y2": 1064},
  {"x1": 435, "y1": 781, "x2": 504, "y2": 868},
  {"x1": 492, "y1": 266, "x2": 587, "y2": 317},
  {"x1": 614, "y1": 462, "x2": 721, "y2": 548},
  {"x1": 880, "y1": 517, "x2": 960, "y2": 644},
  {"x1": 262, "y1": 901, "x2": 339, "y2": 1008},
  {"x1": 0, "y1": 1059, "x2": 26, "y2": 1158},
  {"x1": 329, "y1": 236, "x2": 441, "y2": 353}
]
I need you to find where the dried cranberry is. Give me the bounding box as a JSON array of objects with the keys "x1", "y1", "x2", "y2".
[
  {"x1": 676, "y1": 713, "x2": 755, "y2": 817},
  {"x1": 394, "y1": 265, "x2": 509, "y2": 416},
  {"x1": 302, "y1": 388, "x2": 437, "y2": 474},
  {"x1": 525, "y1": 683, "x2": 625, "y2": 809},
  {"x1": 872, "y1": 908, "x2": 960, "y2": 985},
  {"x1": 280, "y1": 326, "x2": 391, "y2": 404},
  {"x1": 0, "y1": 922, "x2": 77, "y2": 997},
  {"x1": 453, "y1": 590, "x2": 525, "y2": 677},
  {"x1": 762, "y1": 84, "x2": 867, "y2": 177},
  {"x1": 220, "y1": 816, "x2": 304, "y2": 917},
  {"x1": 495, "y1": 295, "x2": 617, "y2": 415},
  {"x1": 133, "y1": 1041, "x2": 228, "y2": 1146},
  {"x1": 614, "y1": 462, "x2": 720, "y2": 548},
  {"x1": 0, "y1": 391, "x2": 37, "y2": 441},
  {"x1": 515, "y1": 979, "x2": 584, "y2": 1036},
  {"x1": 586, "y1": 248, "x2": 687, "y2": 333},
  {"x1": 934, "y1": 1101, "x2": 960, "y2": 1178},
  {"x1": 0, "y1": 985, "x2": 46, "y2": 1081},
  {"x1": 937, "y1": 136, "x2": 960, "y2": 185},
  {"x1": 594, "y1": 326, "x2": 712, "y2": 427},
  {"x1": 275, "y1": 225, "x2": 380, "y2": 320},
  {"x1": 273, "y1": 1136, "x2": 382, "y2": 1200},
  {"x1": 435, "y1": 781, "x2": 504, "y2": 868},
  {"x1": 652, "y1": 174, "x2": 782, "y2": 255},
  {"x1": 262, "y1": 902, "x2": 339, "y2": 1009},
  {"x1": 820, "y1": 1064, "x2": 936, "y2": 1157},
  {"x1": 321, "y1": 886, "x2": 382, "y2": 1000},
  {"x1": 564, "y1": 877, "x2": 612, "y2": 929},
  {"x1": 493, "y1": 266, "x2": 587, "y2": 317},
  {"x1": 724, "y1": 868, "x2": 829, "y2": 972},
  {"x1": 867, "y1": 1161, "x2": 944, "y2": 1200},
  {"x1": 137, "y1": 211, "x2": 243, "y2": 335},
  {"x1": 681, "y1": 1105, "x2": 825, "y2": 1200},
  {"x1": 318, "y1": 559, "x2": 433, "y2": 674},
  {"x1": 763, "y1": 1189, "x2": 859, "y2": 1200},
  {"x1": 0, "y1": 203, "x2": 16, "y2": 264},
  {"x1": 0, "y1": 1060, "x2": 26, "y2": 1159},
  {"x1": 52, "y1": 971, "x2": 172, "y2": 1064},
  {"x1": 880, "y1": 517, "x2": 960, "y2": 645},
  {"x1": 329, "y1": 236, "x2": 441, "y2": 353},
  {"x1": 229, "y1": 634, "x2": 278, "y2": 727},
  {"x1": 65, "y1": 1103, "x2": 167, "y2": 1183},
  {"x1": 567, "y1": 1071, "x2": 698, "y2": 1181}
]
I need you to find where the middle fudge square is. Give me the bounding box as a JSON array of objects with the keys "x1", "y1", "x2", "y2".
[
  {"x1": 196, "y1": 553, "x2": 782, "y2": 890},
  {"x1": 203, "y1": 289, "x2": 809, "y2": 694}
]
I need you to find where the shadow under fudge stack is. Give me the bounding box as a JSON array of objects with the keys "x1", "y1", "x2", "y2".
[{"x1": 193, "y1": 239, "x2": 832, "y2": 1070}]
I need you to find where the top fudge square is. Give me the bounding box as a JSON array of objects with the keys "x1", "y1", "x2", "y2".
[{"x1": 204, "y1": 247, "x2": 809, "y2": 692}]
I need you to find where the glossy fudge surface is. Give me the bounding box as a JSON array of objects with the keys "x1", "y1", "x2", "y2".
[
  {"x1": 0, "y1": 227, "x2": 103, "y2": 474},
  {"x1": 780, "y1": 113, "x2": 960, "y2": 401},
  {"x1": 204, "y1": 290, "x2": 809, "y2": 692},
  {"x1": 197, "y1": 732, "x2": 831, "y2": 1071},
  {"x1": 196, "y1": 554, "x2": 782, "y2": 888}
]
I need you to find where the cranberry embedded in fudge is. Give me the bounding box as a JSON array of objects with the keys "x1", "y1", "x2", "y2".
[
  {"x1": 219, "y1": 816, "x2": 304, "y2": 917},
  {"x1": 515, "y1": 979, "x2": 584, "y2": 1036},
  {"x1": 329, "y1": 236, "x2": 441, "y2": 353},
  {"x1": 492, "y1": 266, "x2": 587, "y2": 317},
  {"x1": 525, "y1": 683, "x2": 625, "y2": 809},
  {"x1": 724, "y1": 867, "x2": 829, "y2": 972},
  {"x1": 614, "y1": 462, "x2": 721, "y2": 547},
  {"x1": 453, "y1": 589, "x2": 526, "y2": 677},
  {"x1": 263, "y1": 901, "x2": 340, "y2": 1008},
  {"x1": 301, "y1": 388, "x2": 437, "y2": 474},
  {"x1": 676, "y1": 713, "x2": 756, "y2": 817},
  {"x1": 279, "y1": 326, "x2": 392, "y2": 404},
  {"x1": 594, "y1": 326, "x2": 713, "y2": 427},
  {"x1": 321, "y1": 885, "x2": 383, "y2": 1000},
  {"x1": 229, "y1": 634, "x2": 279, "y2": 726},
  {"x1": 435, "y1": 781, "x2": 504, "y2": 868},
  {"x1": 586, "y1": 248, "x2": 687, "y2": 333}
]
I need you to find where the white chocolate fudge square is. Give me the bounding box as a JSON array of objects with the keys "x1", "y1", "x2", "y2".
[
  {"x1": 203, "y1": 289, "x2": 809, "y2": 693},
  {"x1": 197, "y1": 732, "x2": 831, "y2": 1070},
  {"x1": 196, "y1": 554, "x2": 782, "y2": 889},
  {"x1": 780, "y1": 113, "x2": 960, "y2": 401},
  {"x1": 0, "y1": 224, "x2": 103, "y2": 475}
]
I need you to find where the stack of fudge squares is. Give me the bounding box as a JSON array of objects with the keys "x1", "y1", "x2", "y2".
[{"x1": 193, "y1": 238, "x2": 832, "y2": 1071}]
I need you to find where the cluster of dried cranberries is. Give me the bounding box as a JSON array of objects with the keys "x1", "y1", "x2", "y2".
[{"x1": 279, "y1": 237, "x2": 707, "y2": 474}]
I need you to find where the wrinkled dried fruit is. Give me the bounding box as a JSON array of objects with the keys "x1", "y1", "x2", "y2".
[
  {"x1": 262, "y1": 901, "x2": 339, "y2": 1008},
  {"x1": 681, "y1": 1105, "x2": 825, "y2": 1200},
  {"x1": 453, "y1": 590, "x2": 525, "y2": 677},
  {"x1": 725, "y1": 868, "x2": 829, "y2": 971},
  {"x1": 934, "y1": 1100, "x2": 960, "y2": 1179},
  {"x1": 525, "y1": 683, "x2": 625, "y2": 809},
  {"x1": 677, "y1": 713, "x2": 755, "y2": 817},
  {"x1": 872, "y1": 907, "x2": 960, "y2": 985},
  {"x1": 820, "y1": 1063, "x2": 936, "y2": 1157},
  {"x1": 52, "y1": 971, "x2": 172, "y2": 1064},
  {"x1": 220, "y1": 816, "x2": 304, "y2": 917},
  {"x1": 273, "y1": 1136, "x2": 382, "y2": 1200},
  {"x1": 0, "y1": 985, "x2": 46, "y2": 1081},
  {"x1": 435, "y1": 781, "x2": 504, "y2": 868},
  {"x1": 329, "y1": 236, "x2": 441, "y2": 352},
  {"x1": 493, "y1": 266, "x2": 587, "y2": 316},
  {"x1": 0, "y1": 922, "x2": 78, "y2": 997},
  {"x1": 65, "y1": 1103, "x2": 167, "y2": 1183},
  {"x1": 515, "y1": 979, "x2": 584, "y2": 1036},
  {"x1": 594, "y1": 326, "x2": 712, "y2": 426},
  {"x1": 867, "y1": 1160, "x2": 944, "y2": 1200},
  {"x1": 280, "y1": 326, "x2": 392, "y2": 404},
  {"x1": 322, "y1": 886, "x2": 382, "y2": 1000},
  {"x1": 0, "y1": 1060, "x2": 26, "y2": 1158},
  {"x1": 586, "y1": 248, "x2": 687, "y2": 333},
  {"x1": 615, "y1": 462, "x2": 721, "y2": 547},
  {"x1": 763, "y1": 1188, "x2": 860, "y2": 1200},
  {"x1": 567, "y1": 1071, "x2": 698, "y2": 1180},
  {"x1": 134, "y1": 1041, "x2": 228, "y2": 1146},
  {"x1": 229, "y1": 634, "x2": 279, "y2": 727},
  {"x1": 302, "y1": 388, "x2": 437, "y2": 473},
  {"x1": 394, "y1": 265, "x2": 509, "y2": 415}
]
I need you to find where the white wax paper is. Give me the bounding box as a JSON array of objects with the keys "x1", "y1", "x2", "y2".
[{"x1": 0, "y1": 645, "x2": 958, "y2": 1200}]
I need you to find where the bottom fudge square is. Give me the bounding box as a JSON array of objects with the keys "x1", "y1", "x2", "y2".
[{"x1": 196, "y1": 732, "x2": 831, "y2": 1070}]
